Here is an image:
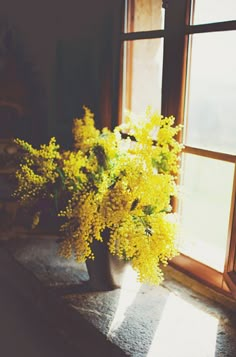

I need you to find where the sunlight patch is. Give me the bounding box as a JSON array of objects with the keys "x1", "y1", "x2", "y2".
[
  {"x1": 147, "y1": 292, "x2": 218, "y2": 357},
  {"x1": 108, "y1": 266, "x2": 141, "y2": 336}
]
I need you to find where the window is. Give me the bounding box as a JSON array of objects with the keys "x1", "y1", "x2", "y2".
[
  {"x1": 118, "y1": 0, "x2": 236, "y2": 297},
  {"x1": 122, "y1": 0, "x2": 165, "y2": 117}
]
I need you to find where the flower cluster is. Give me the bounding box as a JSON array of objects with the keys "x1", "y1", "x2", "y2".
[
  {"x1": 14, "y1": 106, "x2": 183, "y2": 285},
  {"x1": 13, "y1": 137, "x2": 60, "y2": 202},
  {"x1": 13, "y1": 137, "x2": 65, "y2": 229}
]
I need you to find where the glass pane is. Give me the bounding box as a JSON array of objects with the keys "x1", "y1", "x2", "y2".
[
  {"x1": 178, "y1": 154, "x2": 234, "y2": 272},
  {"x1": 185, "y1": 31, "x2": 236, "y2": 154},
  {"x1": 192, "y1": 0, "x2": 236, "y2": 25},
  {"x1": 125, "y1": 0, "x2": 165, "y2": 32},
  {"x1": 122, "y1": 38, "x2": 163, "y2": 118}
]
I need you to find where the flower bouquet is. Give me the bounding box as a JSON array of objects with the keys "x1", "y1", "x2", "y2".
[{"x1": 13, "y1": 106, "x2": 183, "y2": 286}]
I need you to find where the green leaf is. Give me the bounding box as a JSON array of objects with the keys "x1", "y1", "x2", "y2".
[
  {"x1": 143, "y1": 205, "x2": 155, "y2": 215},
  {"x1": 56, "y1": 167, "x2": 66, "y2": 188},
  {"x1": 131, "y1": 198, "x2": 139, "y2": 211}
]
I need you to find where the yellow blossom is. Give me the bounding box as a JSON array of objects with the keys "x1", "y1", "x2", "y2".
[{"x1": 14, "y1": 105, "x2": 183, "y2": 285}]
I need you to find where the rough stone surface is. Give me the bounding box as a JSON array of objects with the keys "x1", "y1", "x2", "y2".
[
  {"x1": 5, "y1": 236, "x2": 89, "y2": 286},
  {"x1": 0, "y1": 247, "x2": 80, "y2": 357},
  {"x1": 63, "y1": 285, "x2": 171, "y2": 356},
  {"x1": 3, "y1": 237, "x2": 236, "y2": 357}
]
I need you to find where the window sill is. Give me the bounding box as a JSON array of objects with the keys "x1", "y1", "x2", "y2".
[{"x1": 2, "y1": 237, "x2": 236, "y2": 356}]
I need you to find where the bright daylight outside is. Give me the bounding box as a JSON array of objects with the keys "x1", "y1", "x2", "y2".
[
  {"x1": 178, "y1": 2, "x2": 236, "y2": 272},
  {"x1": 123, "y1": 0, "x2": 236, "y2": 273}
]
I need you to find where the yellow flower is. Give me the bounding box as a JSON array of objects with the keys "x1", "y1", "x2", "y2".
[
  {"x1": 14, "y1": 105, "x2": 183, "y2": 286},
  {"x1": 73, "y1": 106, "x2": 100, "y2": 152},
  {"x1": 13, "y1": 137, "x2": 61, "y2": 205}
]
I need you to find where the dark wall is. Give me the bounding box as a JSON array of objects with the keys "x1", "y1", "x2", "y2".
[{"x1": 1, "y1": 0, "x2": 119, "y2": 147}]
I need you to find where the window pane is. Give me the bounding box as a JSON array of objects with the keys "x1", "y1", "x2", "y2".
[
  {"x1": 185, "y1": 31, "x2": 236, "y2": 154},
  {"x1": 125, "y1": 0, "x2": 165, "y2": 32},
  {"x1": 122, "y1": 38, "x2": 163, "y2": 118},
  {"x1": 192, "y1": 0, "x2": 236, "y2": 25},
  {"x1": 178, "y1": 154, "x2": 234, "y2": 272}
]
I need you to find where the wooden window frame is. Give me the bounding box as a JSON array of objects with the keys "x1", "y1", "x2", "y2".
[{"x1": 115, "y1": 0, "x2": 236, "y2": 298}]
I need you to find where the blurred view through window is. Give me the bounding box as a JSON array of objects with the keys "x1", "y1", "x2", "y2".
[
  {"x1": 178, "y1": 1, "x2": 236, "y2": 273},
  {"x1": 121, "y1": 0, "x2": 236, "y2": 291}
]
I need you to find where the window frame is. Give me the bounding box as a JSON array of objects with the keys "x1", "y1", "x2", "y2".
[{"x1": 115, "y1": 0, "x2": 236, "y2": 297}]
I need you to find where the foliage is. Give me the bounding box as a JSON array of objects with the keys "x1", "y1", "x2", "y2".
[{"x1": 14, "y1": 106, "x2": 183, "y2": 285}]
